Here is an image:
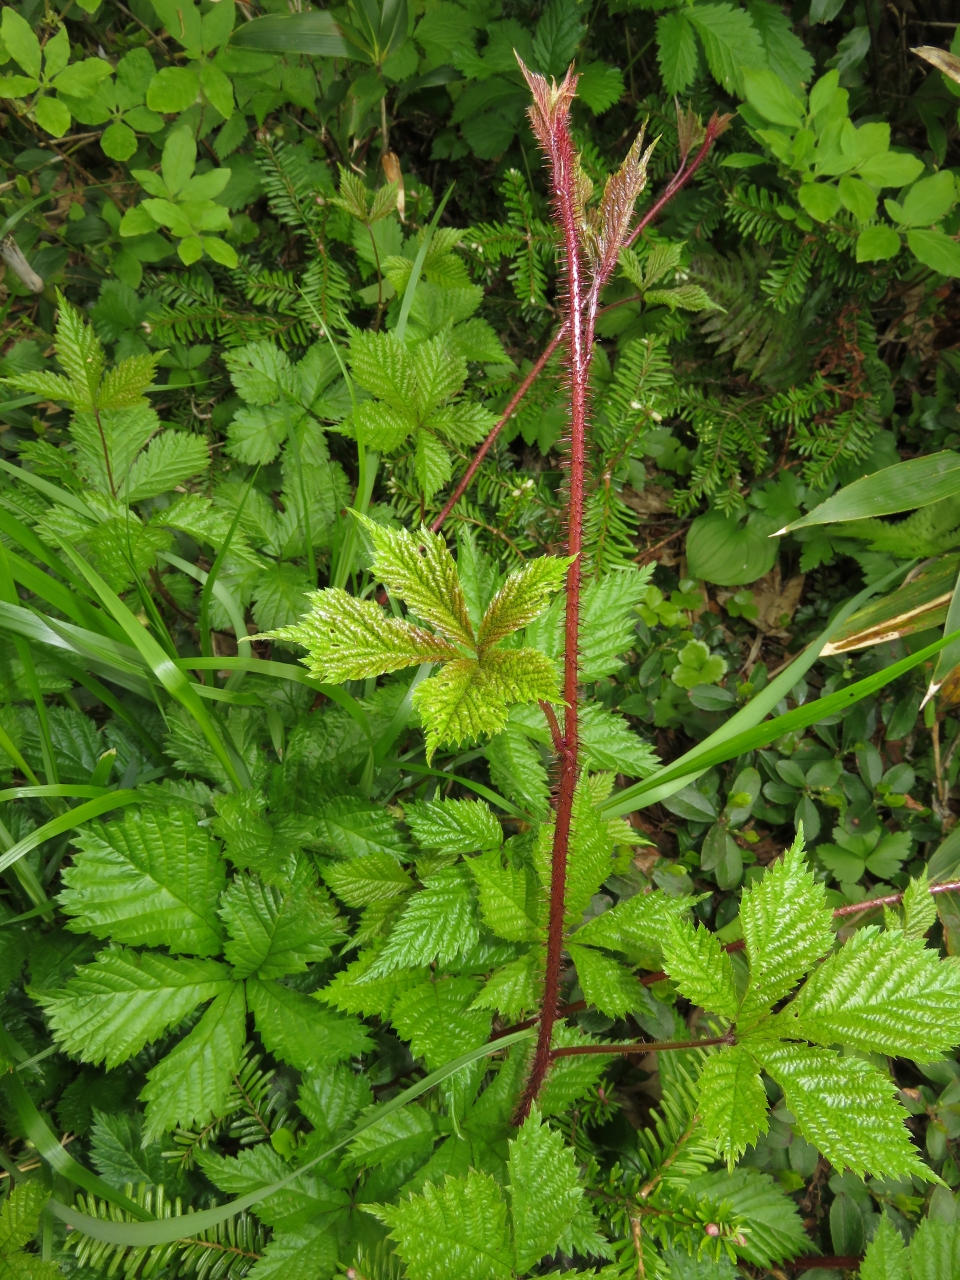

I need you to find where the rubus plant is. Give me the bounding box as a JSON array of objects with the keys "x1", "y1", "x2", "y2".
[{"x1": 5, "y1": 4, "x2": 960, "y2": 1278}]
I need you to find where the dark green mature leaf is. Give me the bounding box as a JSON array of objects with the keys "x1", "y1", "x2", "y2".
[{"x1": 59, "y1": 806, "x2": 226, "y2": 956}]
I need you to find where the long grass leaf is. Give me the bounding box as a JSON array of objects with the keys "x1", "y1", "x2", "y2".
[{"x1": 0, "y1": 790, "x2": 141, "y2": 875}]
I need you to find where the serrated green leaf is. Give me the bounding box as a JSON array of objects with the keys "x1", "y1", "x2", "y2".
[
  {"x1": 698, "y1": 1044, "x2": 769, "y2": 1166},
  {"x1": 564, "y1": 772, "x2": 622, "y2": 924},
  {"x1": 220, "y1": 862, "x2": 344, "y2": 979},
  {"x1": 321, "y1": 853, "x2": 413, "y2": 908},
  {"x1": 572, "y1": 888, "x2": 691, "y2": 966},
  {"x1": 579, "y1": 702, "x2": 659, "y2": 778},
  {"x1": 486, "y1": 724, "x2": 551, "y2": 821},
  {"x1": 657, "y1": 11, "x2": 698, "y2": 95},
  {"x1": 89, "y1": 1110, "x2": 166, "y2": 1190},
  {"x1": 140, "y1": 981, "x2": 246, "y2": 1141},
  {"x1": 685, "y1": 1167, "x2": 807, "y2": 1267},
  {"x1": 391, "y1": 976, "x2": 492, "y2": 1068},
  {"x1": 902, "y1": 871, "x2": 938, "y2": 941},
  {"x1": 96, "y1": 352, "x2": 160, "y2": 410},
  {"x1": 567, "y1": 942, "x2": 642, "y2": 1017},
  {"x1": 243, "y1": 1224, "x2": 339, "y2": 1280},
  {"x1": 246, "y1": 977, "x2": 370, "y2": 1071},
  {"x1": 51, "y1": 291, "x2": 105, "y2": 409},
  {"x1": 316, "y1": 950, "x2": 426, "y2": 1019},
  {"x1": 738, "y1": 830, "x2": 834, "y2": 1025},
  {"x1": 468, "y1": 850, "x2": 540, "y2": 942},
  {"x1": 661, "y1": 917, "x2": 738, "y2": 1019},
  {"x1": 746, "y1": 1039, "x2": 932, "y2": 1180},
  {"x1": 471, "y1": 951, "x2": 541, "y2": 1019},
  {"x1": 414, "y1": 647, "x2": 560, "y2": 761},
  {"x1": 34, "y1": 948, "x2": 231, "y2": 1068},
  {"x1": 369, "y1": 1169, "x2": 513, "y2": 1280},
  {"x1": 59, "y1": 806, "x2": 226, "y2": 956},
  {"x1": 368, "y1": 867, "x2": 479, "y2": 975},
  {"x1": 478, "y1": 555, "x2": 571, "y2": 649},
  {"x1": 0, "y1": 1181, "x2": 49, "y2": 1252},
  {"x1": 861, "y1": 1214, "x2": 908, "y2": 1280},
  {"x1": 508, "y1": 1106, "x2": 583, "y2": 1272},
  {"x1": 406, "y1": 797, "x2": 503, "y2": 855},
  {"x1": 781, "y1": 926, "x2": 960, "y2": 1058},
  {"x1": 909, "y1": 1217, "x2": 960, "y2": 1280},
  {"x1": 357, "y1": 517, "x2": 474, "y2": 647},
  {"x1": 120, "y1": 430, "x2": 209, "y2": 503},
  {"x1": 313, "y1": 795, "x2": 410, "y2": 861},
  {"x1": 269, "y1": 587, "x2": 456, "y2": 682}
]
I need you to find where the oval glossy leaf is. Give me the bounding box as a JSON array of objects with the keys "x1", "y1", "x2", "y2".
[
  {"x1": 783, "y1": 451, "x2": 960, "y2": 531},
  {"x1": 686, "y1": 512, "x2": 778, "y2": 586},
  {"x1": 230, "y1": 12, "x2": 357, "y2": 56}
]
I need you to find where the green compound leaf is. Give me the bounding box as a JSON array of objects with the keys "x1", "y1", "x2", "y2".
[
  {"x1": 478, "y1": 555, "x2": 572, "y2": 650},
  {"x1": 780, "y1": 926, "x2": 960, "y2": 1059},
  {"x1": 746, "y1": 1039, "x2": 933, "y2": 1181},
  {"x1": 737, "y1": 829, "x2": 834, "y2": 1025},
  {"x1": 661, "y1": 917, "x2": 738, "y2": 1020},
  {"x1": 34, "y1": 949, "x2": 231, "y2": 1069},
  {"x1": 567, "y1": 942, "x2": 643, "y2": 1018},
  {"x1": 698, "y1": 1043, "x2": 769, "y2": 1167},
  {"x1": 58, "y1": 806, "x2": 227, "y2": 957},
  {"x1": 220, "y1": 863, "x2": 344, "y2": 979}
]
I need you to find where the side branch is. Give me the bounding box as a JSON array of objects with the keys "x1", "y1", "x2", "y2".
[
  {"x1": 430, "y1": 326, "x2": 566, "y2": 533},
  {"x1": 550, "y1": 1033, "x2": 735, "y2": 1059}
]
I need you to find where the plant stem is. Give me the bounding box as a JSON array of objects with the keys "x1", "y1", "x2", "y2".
[
  {"x1": 430, "y1": 324, "x2": 566, "y2": 533},
  {"x1": 519, "y1": 82, "x2": 592, "y2": 1120},
  {"x1": 550, "y1": 1033, "x2": 735, "y2": 1059}
]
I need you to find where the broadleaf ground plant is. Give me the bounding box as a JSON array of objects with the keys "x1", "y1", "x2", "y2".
[{"x1": 3, "y1": 1, "x2": 960, "y2": 1278}]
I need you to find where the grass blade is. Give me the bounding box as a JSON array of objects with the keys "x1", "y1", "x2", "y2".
[{"x1": 0, "y1": 790, "x2": 141, "y2": 876}]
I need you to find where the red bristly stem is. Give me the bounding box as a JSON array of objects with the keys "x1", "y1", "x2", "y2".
[
  {"x1": 431, "y1": 326, "x2": 566, "y2": 534},
  {"x1": 550, "y1": 1033, "x2": 735, "y2": 1060},
  {"x1": 519, "y1": 89, "x2": 592, "y2": 1121}
]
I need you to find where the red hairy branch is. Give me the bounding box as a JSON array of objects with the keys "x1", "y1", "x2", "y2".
[{"x1": 550, "y1": 1033, "x2": 735, "y2": 1060}]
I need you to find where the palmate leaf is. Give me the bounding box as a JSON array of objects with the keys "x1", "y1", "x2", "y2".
[
  {"x1": 268, "y1": 587, "x2": 456, "y2": 682},
  {"x1": 478, "y1": 556, "x2": 573, "y2": 649},
  {"x1": 780, "y1": 926, "x2": 960, "y2": 1059},
  {"x1": 34, "y1": 948, "x2": 231, "y2": 1068},
  {"x1": 737, "y1": 828, "x2": 834, "y2": 1026},
  {"x1": 140, "y1": 981, "x2": 247, "y2": 1141},
  {"x1": 220, "y1": 862, "x2": 344, "y2": 979},
  {"x1": 697, "y1": 1044, "x2": 769, "y2": 1166},
  {"x1": 58, "y1": 806, "x2": 226, "y2": 957},
  {"x1": 745, "y1": 1039, "x2": 932, "y2": 1181},
  {"x1": 661, "y1": 917, "x2": 738, "y2": 1020}
]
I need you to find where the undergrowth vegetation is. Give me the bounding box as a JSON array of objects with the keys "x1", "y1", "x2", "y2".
[{"x1": 2, "y1": 0, "x2": 960, "y2": 1277}]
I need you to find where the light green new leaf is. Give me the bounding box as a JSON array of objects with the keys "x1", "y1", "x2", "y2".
[
  {"x1": 572, "y1": 887, "x2": 692, "y2": 962},
  {"x1": 220, "y1": 863, "x2": 344, "y2": 979},
  {"x1": 478, "y1": 556, "x2": 572, "y2": 649},
  {"x1": 661, "y1": 917, "x2": 738, "y2": 1020},
  {"x1": 861, "y1": 1214, "x2": 908, "y2": 1280},
  {"x1": 35, "y1": 948, "x2": 231, "y2": 1068},
  {"x1": 738, "y1": 831, "x2": 834, "y2": 1025},
  {"x1": 747, "y1": 1039, "x2": 932, "y2": 1180},
  {"x1": 781, "y1": 926, "x2": 960, "y2": 1058},
  {"x1": 368, "y1": 867, "x2": 479, "y2": 975},
  {"x1": 468, "y1": 851, "x2": 540, "y2": 942},
  {"x1": 413, "y1": 647, "x2": 559, "y2": 761},
  {"x1": 96, "y1": 352, "x2": 160, "y2": 409},
  {"x1": 140, "y1": 981, "x2": 246, "y2": 1141},
  {"x1": 909, "y1": 1217, "x2": 960, "y2": 1280},
  {"x1": 508, "y1": 1107, "x2": 583, "y2": 1273},
  {"x1": 52, "y1": 291, "x2": 105, "y2": 409},
  {"x1": 369, "y1": 1169, "x2": 514, "y2": 1280},
  {"x1": 405, "y1": 797, "x2": 503, "y2": 855},
  {"x1": 246, "y1": 977, "x2": 371, "y2": 1071},
  {"x1": 269, "y1": 588, "x2": 456, "y2": 682},
  {"x1": 564, "y1": 773, "x2": 626, "y2": 925},
  {"x1": 0, "y1": 1179, "x2": 52, "y2": 1253},
  {"x1": 58, "y1": 806, "x2": 226, "y2": 956},
  {"x1": 698, "y1": 1044, "x2": 769, "y2": 1166},
  {"x1": 321, "y1": 854, "x2": 412, "y2": 909},
  {"x1": 358, "y1": 517, "x2": 474, "y2": 647}
]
